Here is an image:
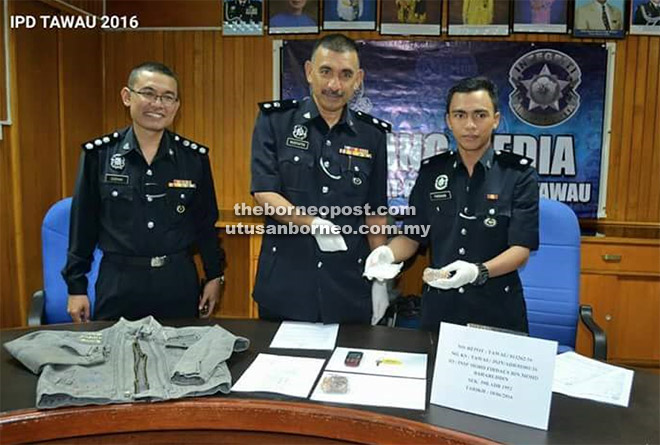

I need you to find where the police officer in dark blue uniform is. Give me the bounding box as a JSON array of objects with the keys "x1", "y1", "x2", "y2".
[
  {"x1": 250, "y1": 34, "x2": 390, "y2": 324},
  {"x1": 63, "y1": 62, "x2": 225, "y2": 323},
  {"x1": 365, "y1": 77, "x2": 538, "y2": 333}
]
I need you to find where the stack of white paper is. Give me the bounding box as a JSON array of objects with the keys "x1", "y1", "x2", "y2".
[{"x1": 553, "y1": 351, "x2": 634, "y2": 407}]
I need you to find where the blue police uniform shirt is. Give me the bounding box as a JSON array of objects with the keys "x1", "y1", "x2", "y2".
[
  {"x1": 270, "y1": 12, "x2": 316, "y2": 27},
  {"x1": 63, "y1": 126, "x2": 224, "y2": 295},
  {"x1": 250, "y1": 98, "x2": 390, "y2": 323},
  {"x1": 404, "y1": 147, "x2": 539, "y2": 332}
]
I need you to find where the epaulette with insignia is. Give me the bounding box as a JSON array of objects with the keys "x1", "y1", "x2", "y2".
[
  {"x1": 420, "y1": 150, "x2": 453, "y2": 169},
  {"x1": 353, "y1": 110, "x2": 392, "y2": 132},
  {"x1": 259, "y1": 99, "x2": 299, "y2": 113},
  {"x1": 495, "y1": 150, "x2": 533, "y2": 169},
  {"x1": 81, "y1": 130, "x2": 123, "y2": 151},
  {"x1": 173, "y1": 133, "x2": 209, "y2": 155}
]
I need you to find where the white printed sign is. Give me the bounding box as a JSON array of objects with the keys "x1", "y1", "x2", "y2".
[{"x1": 430, "y1": 323, "x2": 557, "y2": 430}]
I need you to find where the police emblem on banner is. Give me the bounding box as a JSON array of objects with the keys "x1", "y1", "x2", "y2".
[
  {"x1": 110, "y1": 154, "x2": 125, "y2": 170},
  {"x1": 434, "y1": 174, "x2": 448, "y2": 190},
  {"x1": 508, "y1": 49, "x2": 582, "y2": 127}
]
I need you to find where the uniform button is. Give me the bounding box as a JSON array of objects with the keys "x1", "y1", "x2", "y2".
[
  {"x1": 147, "y1": 221, "x2": 155, "y2": 229},
  {"x1": 322, "y1": 186, "x2": 329, "y2": 194},
  {"x1": 357, "y1": 258, "x2": 363, "y2": 264},
  {"x1": 293, "y1": 155, "x2": 300, "y2": 162},
  {"x1": 272, "y1": 246, "x2": 277, "y2": 253},
  {"x1": 458, "y1": 287, "x2": 465, "y2": 294},
  {"x1": 180, "y1": 193, "x2": 185, "y2": 199},
  {"x1": 466, "y1": 186, "x2": 470, "y2": 192},
  {"x1": 146, "y1": 169, "x2": 153, "y2": 176},
  {"x1": 354, "y1": 166, "x2": 360, "y2": 172},
  {"x1": 324, "y1": 160, "x2": 330, "y2": 168},
  {"x1": 325, "y1": 140, "x2": 331, "y2": 146},
  {"x1": 464, "y1": 207, "x2": 469, "y2": 213},
  {"x1": 317, "y1": 261, "x2": 323, "y2": 269},
  {"x1": 489, "y1": 208, "x2": 495, "y2": 215},
  {"x1": 147, "y1": 196, "x2": 153, "y2": 202},
  {"x1": 461, "y1": 228, "x2": 467, "y2": 236},
  {"x1": 111, "y1": 190, "x2": 119, "y2": 197},
  {"x1": 458, "y1": 247, "x2": 466, "y2": 255},
  {"x1": 504, "y1": 286, "x2": 510, "y2": 293}
]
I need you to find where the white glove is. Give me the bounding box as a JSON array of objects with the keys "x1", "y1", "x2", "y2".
[
  {"x1": 371, "y1": 280, "x2": 391, "y2": 325},
  {"x1": 423, "y1": 260, "x2": 478, "y2": 290},
  {"x1": 363, "y1": 245, "x2": 403, "y2": 280},
  {"x1": 311, "y1": 217, "x2": 347, "y2": 252}
]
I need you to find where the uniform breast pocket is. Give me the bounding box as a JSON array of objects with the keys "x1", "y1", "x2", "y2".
[
  {"x1": 100, "y1": 184, "x2": 134, "y2": 230},
  {"x1": 166, "y1": 187, "x2": 196, "y2": 222},
  {"x1": 278, "y1": 150, "x2": 314, "y2": 192},
  {"x1": 340, "y1": 158, "x2": 372, "y2": 203},
  {"x1": 478, "y1": 200, "x2": 511, "y2": 235}
]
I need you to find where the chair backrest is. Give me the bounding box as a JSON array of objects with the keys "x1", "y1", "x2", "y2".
[
  {"x1": 42, "y1": 197, "x2": 102, "y2": 324},
  {"x1": 519, "y1": 198, "x2": 581, "y2": 352}
]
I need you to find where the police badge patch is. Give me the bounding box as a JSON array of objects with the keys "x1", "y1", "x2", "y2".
[
  {"x1": 110, "y1": 154, "x2": 125, "y2": 170},
  {"x1": 286, "y1": 124, "x2": 309, "y2": 150},
  {"x1": 434, "y1": 174, "x2": 448, "y2": 190},
  {"x1": 508, "y1": 49, "x2": 582, "y2": 127}
]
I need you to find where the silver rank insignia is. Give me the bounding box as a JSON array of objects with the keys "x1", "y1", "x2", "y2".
[
  {"x1": 434, "y1": 175, "x2": 448, "y2": 191},
  {"x1": 484, "y1": 217, "x2": 497, "y2": 228},
  {"x1": 110, "y1": 154, "x2": 125, "y2": 171},
  {"x1": 176, "y1": 205, "x2": 186, "y2": 214}
]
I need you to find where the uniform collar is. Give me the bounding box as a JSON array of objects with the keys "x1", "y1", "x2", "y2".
[
  {"x1": 453, "y1": 146, "x2": 495, "y2": 170},
  {"x1": 298, "y1": 97, "x2": 357, "y2": 134},
  {"x1": 119, "y1": 126, "x2": 176, "y2": 161}
]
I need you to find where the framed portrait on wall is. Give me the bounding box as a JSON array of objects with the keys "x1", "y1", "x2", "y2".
[
  {"x1": 447, "y1": 0, "x2": 511, "y2": 35},
  {"x1": 573, "y1": 0, "x2": 626, "y2": 38},
  {"x1": 379, "y1": 0, "x2": 442, "y2": 35},
  {"x1": 322, "y1": 0, "x2": 377, "y2": 30},
  {"x1": 268, "y1": 0, "x2": 320, "y2": 34},
  {"x1": 223, "y1": 0, "x2": 264, "y2": 35},
  {"x1": 513, "y1": 0, "x2": 569, "y2": 33},
  {"x1": 629, "y1": 0, "x2": 660, "y2": 34}
]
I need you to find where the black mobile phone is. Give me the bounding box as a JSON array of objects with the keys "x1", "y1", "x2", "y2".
[{"x1": 344, "y1": 351, "x2": 363, "y2": 367}]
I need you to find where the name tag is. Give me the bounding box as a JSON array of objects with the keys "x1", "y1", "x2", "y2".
[
  {"x1": 430, "y1": 191, "x2": 452, "y2": 201},
  {"x1": 286, "y1": 138, "x2": 309, "y2": 150},
  {"x1": 105, "y1": 174, "x2": 129, "y2": 185}
]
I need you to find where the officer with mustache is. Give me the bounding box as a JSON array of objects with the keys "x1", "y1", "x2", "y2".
[{"x1": 250, "y1": 34, "x2": 391, "y2": 324}]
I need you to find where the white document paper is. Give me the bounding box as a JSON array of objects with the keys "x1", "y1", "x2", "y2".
[
  {"x1": 553, "y1": 351, "x2": 634, "y2": 407},
  {"x1": 326, "y1": 347, "x2": 427, "y2": 379},
  {"x1": 269, "y1": 321, "x2": 339, "y2": 350},
  {"x1": 431, "y1": 323, "x2": 557, "y2": 430},
  {"x1": 310, "y1": 371, "x2": 426, "y2": 410},
  {"x1": 231, "y1": 354, "x2": 326, "y2": 398}
]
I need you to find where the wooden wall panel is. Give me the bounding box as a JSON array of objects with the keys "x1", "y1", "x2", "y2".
[
  {"x1": 0, "y1": 1, "x2": 103, "y2": 328},
  {"x1": 11, "y1": 0, "x2": 62, "y2": 326}
]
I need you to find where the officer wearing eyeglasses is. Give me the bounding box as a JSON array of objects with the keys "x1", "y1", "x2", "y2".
[{"x1": 63, "y1": 62, "x2": 225, "y2": 323}]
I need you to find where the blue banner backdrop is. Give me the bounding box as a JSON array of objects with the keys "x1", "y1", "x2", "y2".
[{"x1": 281, "y1": 40, "x2": 608, "y2": 218}]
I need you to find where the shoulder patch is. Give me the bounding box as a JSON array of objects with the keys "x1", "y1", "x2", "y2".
[
  {"x1": 353, "y1": 110, "x2": 392, "y2": 132},
  {"x1": 259, "y1": 99, "x2": 299, "y2": 113},
  {"x1": 81, "y1": 130, "x2": 122, "y2": 151},
  {"x1": 495, "y1": 150, "x2": 533, "y2": 170},
  {"x1": 421, "y1": 150, "x2": 454, "y2": 168},
  {"x1": 173, "y1": 134, "x2": 209, "y2": 155}
]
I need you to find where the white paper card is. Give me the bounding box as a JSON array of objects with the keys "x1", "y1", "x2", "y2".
[
  {"x1": 430, "y1": 323, "x2": 557, "y2": 430},
  {"x1": 310, "y1": 371, "x2": 426, "y2": 410},
  {"x1": 325, "y1": 347, "x2": 427, "y2": 379},
  {"x1": 231, "y1": 354, "x2": 326, "y2": 398},
  {"x1": 553, "y1": 351, "x2": 634, "y2": 407},
  {"x1": 269, "y1": 321, "x2": 339, "y2": 350}
]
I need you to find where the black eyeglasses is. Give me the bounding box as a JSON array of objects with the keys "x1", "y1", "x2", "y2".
[{"x1": 127, "y1": 87, "x2": 178, "y2": 106}]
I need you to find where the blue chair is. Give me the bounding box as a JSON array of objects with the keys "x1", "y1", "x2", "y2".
[
  {"x1": 29, "y1": 198, "x2": 102, "y2": 325},
  {"x1": 520, "y1": 198, "x2": 607, "y2": 359}
]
